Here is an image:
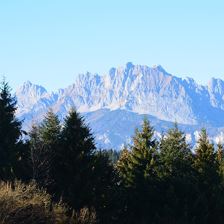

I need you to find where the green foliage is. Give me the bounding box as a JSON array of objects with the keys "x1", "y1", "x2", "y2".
[
  {"x1": 58, "y1": 110, "x2": 119, "y2": 223},
  {"x1": 0, "y1": 80, "x2": 27, "y2": 181},
  {"x1": 92, "y1": 150, "x2": 120, "y2": 224},
  {"x1": 116, "y1": 118, "x2": 160, "y2": 223},
  {"x1": 29, "y1": 109, "x2": 116, "y2": 223},
  {"x1": 104, "y1": 149, "x2": 120, "y2": 164},
  {"x1": 56, "y1": 109, "x2": 96, "y2": 209},
  {"x1": 159, "y1": 123, "x2": 192, "y2": 177},
  {"x1": 194, "y1": 128, "x2": 219, "y2": 184},
  {"x1": 116, "y1": 147, "x2": 131, "y2": 186},
  {"x1": 192, "y1": 129, "x2": 223, "y2": 223},
  {"x1": 14, "y1": 140, "x2": 32, "y2": 181},
  {"x1": 125, "y1": 118, "x2": 158, "y2": 187},
  {"x1": 38, "y1": 110, "x2": 61, "y2": 145},
  {"x1": 216, "y1": 142, "x2": 224, "y2": 179},
  {"x1": 3, "y1": 80, "x2": 224, "y2": 224},
  {"x1": 158, "y1": 124, "x2": 197, "y2": 223},
  {"x1": 30, "y1": 110, "x2": 61, "y2": 193},
  {"x1": 116, "y1": 123, "x2": 224, "y2": 224}
]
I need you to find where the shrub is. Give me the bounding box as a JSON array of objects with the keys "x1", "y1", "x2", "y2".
[{"x1": 0, "y1": 181, "x2": 96, "y2": 224}]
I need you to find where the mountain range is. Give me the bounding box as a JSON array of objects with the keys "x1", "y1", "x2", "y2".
[{"x1": 15, "y1": 62, "x2": 224, "y2": 149}]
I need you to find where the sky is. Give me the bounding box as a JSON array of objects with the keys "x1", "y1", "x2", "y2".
[{"x1": 0, "y1": 0, "x2": 224, "y2": 91}]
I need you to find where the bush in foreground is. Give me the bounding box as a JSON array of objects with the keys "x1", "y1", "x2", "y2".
[{"x1": 0, "y1": 181, "x2": 96, "y2": 224}]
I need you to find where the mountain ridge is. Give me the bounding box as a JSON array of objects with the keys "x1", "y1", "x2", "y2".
[{"x1": 15, "y1": 62, "x2": 224, "y2": 149}]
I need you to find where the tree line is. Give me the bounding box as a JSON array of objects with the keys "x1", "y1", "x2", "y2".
[{"x1": 1, "y1": 80, "x2": 224, "y2": 224}]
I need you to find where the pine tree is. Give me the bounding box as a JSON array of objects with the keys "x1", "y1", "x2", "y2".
[
  {"x1": 215, "y1": 142, "x2": 224, "y2": 223},
  {"x1": 116, "y1": 146, "x2": 132, "y2": 186},
  {"x1": 105, "y1": 149, "x2": 120, "y2": 164},
  {"x1": 159, "y1": 123, "x2": 192, "y2": 177},
  {"x1": 159, "y1": 124, "x2": 196, "y2": 223},
  {"x1": 216, "y1": 142, "x2": 224, "y2": 177},
  {"x1": 30, "y1": 110, "x2": 61, "y2": 193},
  {"x1": 59, "y1": 109, "x2": 96, "y2": 209},
  {"x1": 92, "y1": 150, "x2": 121, "y2": 224},
  {"x1": 115, "y1": 146, "x2": 136, "y2": 223},
  {"x1": 129, "y1": 118, "x2": 158, "y2": 186},
  {"x1": 116, "y1": 118, "x2": 159, "y2": 223},
  {"x1": 59, "y1": 109, "x2": 120, "y2": 222},
  {"x1": 0, "y1": 79, "x2": 23, "y2": 180},
  {"x1": 193, "y1": 128, "x2": 221, "y2": 223},
  {"x1": 194, "y1": 128, "x2": 218, "y2": 183}
]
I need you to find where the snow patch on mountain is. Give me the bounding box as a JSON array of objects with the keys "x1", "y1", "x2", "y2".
[{"x1": 15, "y1": 63, "x2": 224, "y2": 149}]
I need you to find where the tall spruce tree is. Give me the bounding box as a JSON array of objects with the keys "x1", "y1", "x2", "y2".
[
  {"x1": 159, "y1": 124, "x2": 196, "y2": 223},
  {"x1": 116, "y1": 118, "x2": 160, "y2": 223},
  {"x1": 128, "y1": 118, "x2": 158, "y2": 187},
  {"x1": 0, "y1": 80, "x2": 23, "y2": 180},
  {"x1": 116, "y1": 146, "x2": 135, "y2": 223},
  {"x1": 59, "y1": 109, "x2": 96, "y2": 209},
  {"x1": 92, "y1": 150, "x2": 121, "y2": 224},
  {"x1": 194, "y1": 129, "x2": 218, "y2": 183},
  {"x1": 58, "y1": 109, "x2": 119, "y2": 222},
  {"x1": 193, "y1": 128, "x2": 221, "y2": 223},
  {"x1": 215, "y1": 142, "x2": 224, "y2": 223},
  {"x1": 159, "y1": 123, "x2": 193, "y2": 177},
  {"x1": 116, "y1": 146, "x2": 132, "y2": 186},
  {"x1": 216, "y1": 142, "x2": 224, "y2": 178},
  {"x1": 30, "y1": 110, "x2": 61, "y2": 193}
]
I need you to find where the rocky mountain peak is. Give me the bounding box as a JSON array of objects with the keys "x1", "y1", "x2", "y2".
[{"x1": 14, "y1": 63, "x2": 224, "y2": 149}]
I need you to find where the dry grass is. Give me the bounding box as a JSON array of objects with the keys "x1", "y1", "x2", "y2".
[
  {"x1": 0, "y1": 181, "x2": 96, "y2": 224},
  {"x1": 72, "y1": 207, "x2": 97, "y2": 224}
]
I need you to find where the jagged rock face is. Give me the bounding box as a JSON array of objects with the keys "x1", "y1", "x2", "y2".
[
  {"x1": 15, "y1": 62, "x2": 224, "y2": 149},
  {"x1": 60, "y1": 63, "x2": 196, "y2": 124}
]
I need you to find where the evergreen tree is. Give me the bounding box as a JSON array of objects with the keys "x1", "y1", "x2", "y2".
[
  {"x1": 57, "y1": 109, "x2": 119, "y2": 222},
  {"x1": 128, "y1": 118, "x2": 158, "y2": 187},
  {"x1": 159, "y1": 124, "x2": 196, "y2": 223},
  {"x1": 159, "y1": 123, "x2": 192, "y2": 177},
  {"x1": 58, "y1": 109, "x2": 96, "y2": 209},
  {"x1": 194, "y1": 129, "x2": 218, "y2": 183},
  {"x1": 116, "y1": 146, "x2": 132, "y2": 187},
  {"x1": 116, "y1": 118, "x2": 160, "y2": 223},
  {"x1": 116, "y1": 146, "x2": 136, "y2": 223},
  {"x1": 30, "y1": 110, "x2": 61, "y2": 193},
  {"x1": 193, "y1": 128, "x2": 221, "y2": 223},
  {"x1": 0, "y1": 79, "x2": 23, "y2": 180},
  {"x1": 30, "y1": 109, "x2": 120, "y2": 223},
  {"x1": 105, "y1": 149, "x2": 120, "y2": 164},
  {"x1": 14, "y1": 139, "x2": 32, "y2": 181},
  {"x1": 216, "y1": 142, "x2": 224, "y2": 177},
  {"x1": 92, "y1": 150, "x2": 121, "y2": 224}
]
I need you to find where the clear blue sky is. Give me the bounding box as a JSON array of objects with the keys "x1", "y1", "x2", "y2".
[{"x1": 0, "y1": 0, "x2": 224, "y2": 91}]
